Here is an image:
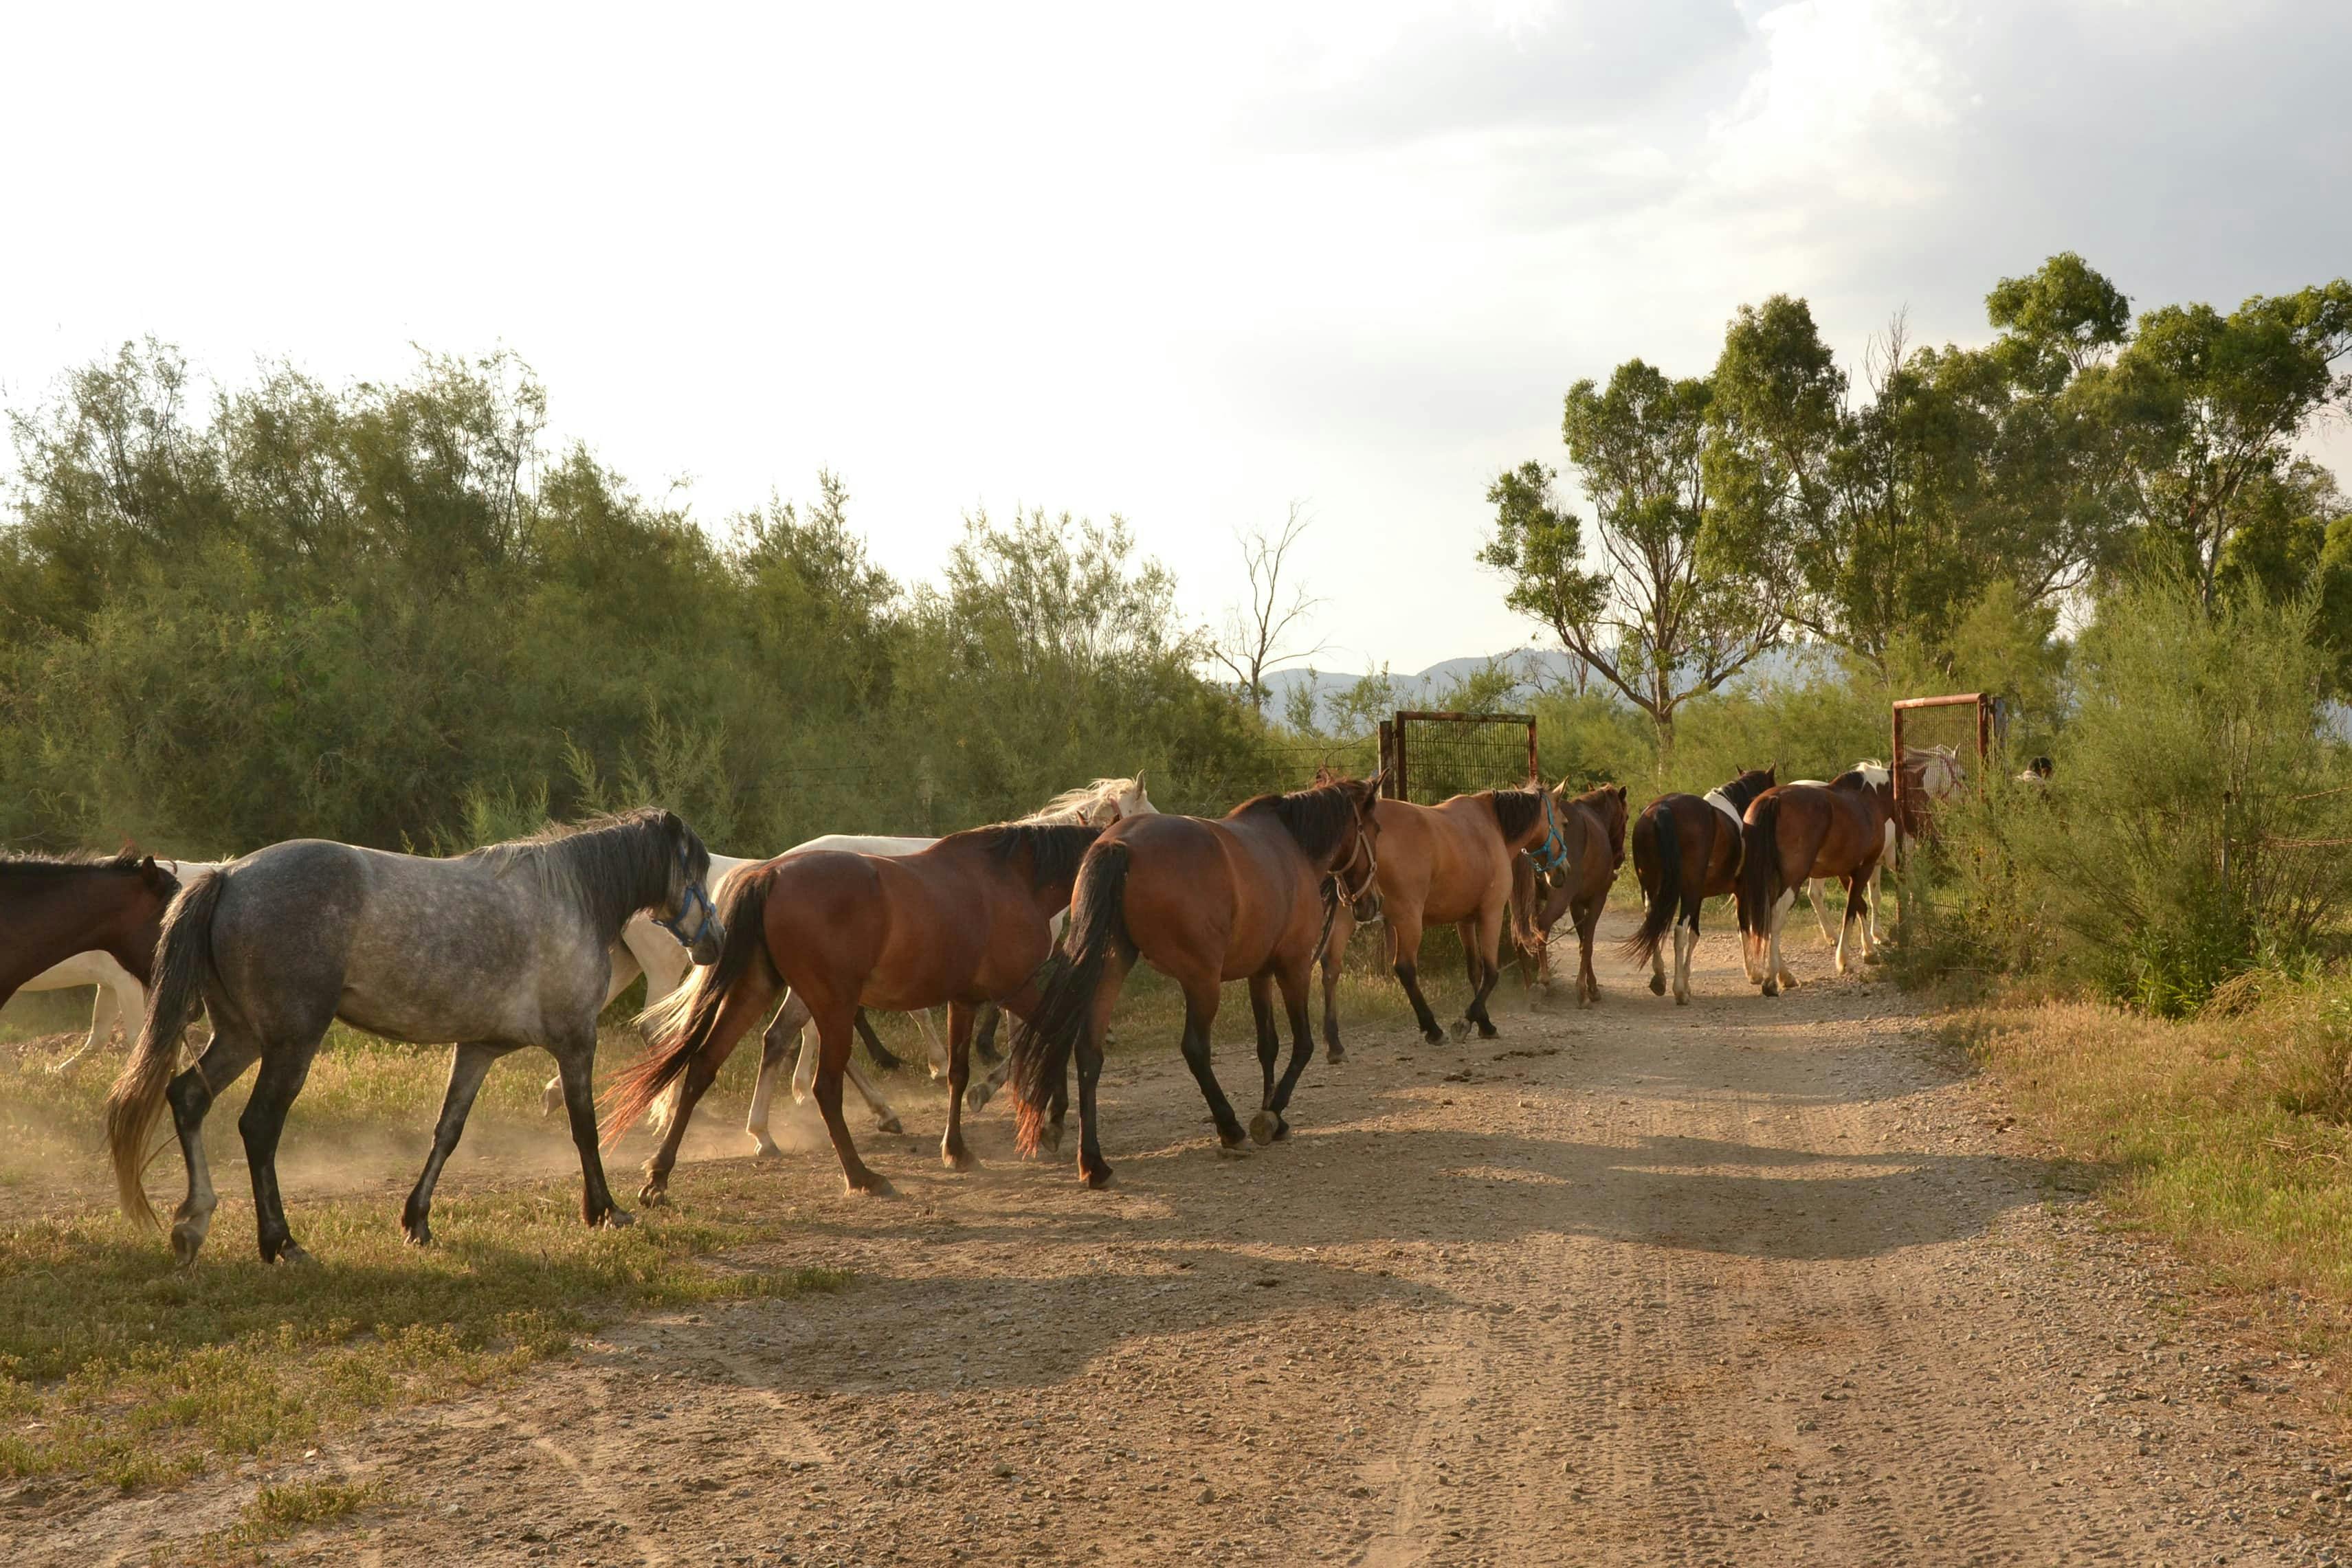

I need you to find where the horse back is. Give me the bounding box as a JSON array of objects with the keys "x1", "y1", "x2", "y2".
[{"x1": 1414, "y1": 795, "x2": 1514, "y2": 923}]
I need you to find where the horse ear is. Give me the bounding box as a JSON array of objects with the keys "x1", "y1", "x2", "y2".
[{"x1": 1132, "y1": 768, "x2": 1145, "y2": 790}]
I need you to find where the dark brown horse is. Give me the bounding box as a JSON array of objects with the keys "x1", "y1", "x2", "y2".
[
  {"x1": 601, "y1": 821, "x2": 1100, "y2": 1198},
  {"x1": 1317, "y1": 785, "x2": 1556, "y2": 1054},
  {"x1": 1619, "y1": 766, "x2": 1778, "y2": 1005},
  {"x1": 1005, "y1": 776, "x2": 1382, "y2": 1189},
  {"x1": 1736, "y1": 763, "x2": 1895, "y2": 996},
  {"x1": 1529, "y1": 783, "x2": 1629, "y2": 1006},
  {"x1": 0, "y1": 851, "x2": 178, "y2": 1011}
]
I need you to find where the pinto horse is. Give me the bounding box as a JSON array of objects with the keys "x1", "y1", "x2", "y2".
[
  {"x1": 1620, "y1": 766, "x2": 1777, "y2": 1005},
  {"x1": 1528, "y1": 784, "x2": 1630, "y2": 1007},
  {"x1": 1735, "y1": 764, "x2": 1895, "y2": 996},
  {"x1": 1316, "y1": 785, "x2": 1557, "y2": 1055},
  {"x1": 1006, "y1": 776, "x2": 1382, "y2": 1189},
  {"x1": 1, "y1": 852, "x2": 179, "y2": 1014},
  {"x1": 107, "y1": 809, "x2": 723, "y2": 1264},
  {"x1": 600, "y1": 821, "x2": 1101, "y2": 1198}
]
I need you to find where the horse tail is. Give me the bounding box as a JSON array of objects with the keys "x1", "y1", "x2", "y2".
[
  {"x1": 602, "y1": 870, "x2": 776, "y2": 1143},
  {"x1": 1008, "y1": 841, "x2": 1132, "y2": 1155},
  {"x1": 1508, "y1": 850, "x2": 1546, "y2": 967},
  {"x1": 1619, "y1": 807, "x2": 1680, "y2": 966},
  {"x1": 106, "y1": 869, "x2": 226, "y2": 1228},
  {"x1": 1737, "y1": 794, "x2": 1782, "y2": 937}
]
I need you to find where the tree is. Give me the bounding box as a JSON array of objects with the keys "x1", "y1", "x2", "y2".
[
  {"x1": 2105, "y1": 280, "x2": 2352, "y2": 603},
  {"x1": 1481, "y1": 359, "x2": 1785, "y2": 760},
  {"x1": 1208, "y1": 502, "x2": 1327, "y2": 713}
]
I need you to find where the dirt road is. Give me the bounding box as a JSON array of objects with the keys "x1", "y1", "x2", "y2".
[{"x1": 36, "y1": 915, "x2": 2352, "y2": 1565}]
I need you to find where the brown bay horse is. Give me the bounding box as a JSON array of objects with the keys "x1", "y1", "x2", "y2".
[
  {"x1": 1529, "y1": 783, "x2": 1629, "y2": 1007},
  {"x1": 1619, "y1": 766, "x2": 1777, "y2": 1005},
  {"x1": 1, "y1": 851, "x2": 179, "y2": 1013},
  {"x1": 601, "y1": 821, "x2": 1101, "y2": 1198},
  {"x1": 1005, "y1": 777, "x2": 1382, "y2": 1189},
  {"x1": 1317, "y1": 785, "x2": 1557, "y2": 1054},
  {"x1": 1735, "y1": 763, "x2": 1895, "y2": 996}
]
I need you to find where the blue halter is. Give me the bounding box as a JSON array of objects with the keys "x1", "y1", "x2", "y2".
[
  {"x1": 1527, "y1": 794, "x2": 1573, "y2": 877},
  {"x1": 652, "y1": 846, "x2": 718, "y2": 950}
]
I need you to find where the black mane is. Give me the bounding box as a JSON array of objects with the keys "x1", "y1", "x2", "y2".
[
  {"x1": 0, "y1": 849, "x2": 155, "y2": 881},
  {"x1": 469, "y1": 806, "x2": 696, "y2": 939},
  {"x1": 1714, "y1": 769, "x2": 1775, "y2": 812},
  {"x1": 962, "y1": 821, "x2": 1102, "y2": 889},
  {"x1": 1232, "y1": 781, "x2": 1364, "y2": 861},
  {"x1": 1487, "y1": 788, "x2": 1546, "y2": 840}
]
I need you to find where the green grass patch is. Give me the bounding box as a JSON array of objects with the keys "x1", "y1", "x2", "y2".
[
  {"x1": 177, "y1": 1477, "x2": 389, "y2": 1564},
  {"x1": 0, "y1": 1178, "x2": 847, "y2": 1490},
  {"x1": 1953, "y1": 982, "x2": 2352, "y2": 1310}
]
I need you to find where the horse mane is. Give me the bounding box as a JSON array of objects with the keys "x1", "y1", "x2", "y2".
[
  {"x1": 1022, "y1": 777, "x2": 1138, "y2": 824},
  {"x1": 466, "y1": 806, "x2": 687, "y2": 935},
  {"x1": 0, "y1": 849, "x2": 155, "y2": 880},
  {"x1": 1487, "y1": 788, "x2": 1547, "y2": 840},
  {"x1": 1715, "y1": 769, "x2": 1776, "y2": 812},
  {"x1": 1232, "y1": 780, "x2": 1364, "y2": 861},
  {"x1": 958, "y1": 821, "x2": 1102, "y2": 889}
]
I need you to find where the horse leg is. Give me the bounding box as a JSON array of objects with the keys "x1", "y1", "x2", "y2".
[
  {"x1": 1762, "y1": 887, "x2": 1798, "y2": 996},
  {"x1": 1386, "y1": 910, "x2": 1443, "y2": 1046},
  {"x1": 162, "y1": 1025, "x2": 262, "y2": 1268},
  {"x1": 1463, "y1": 906, "x2": 1505, "y2": 1039},
  {"x1": 843, "y1": 1057, "x2": 907, "y2": 1138},
  {"x1": 1806, "y1": 879, "x2": 1838, "y2": 945},
  {"x1": 1320, "y1": 901, "x2": 1353, "y2": 1064},
  {"x1": 238, "y1": 1038, "x2": 322, "y2": 1264},
  {"x1": 642, "y1": 976, "x2": 779, "y2": 1205},
  {"x1": 403, "y1": 1041, "x2": 506, "y2": 1246},
  {"x1": 971, "y1": 1003, "x2": 1003, "y2": 1066},
  {"x1": 1255, "y1": 961, "x2": 1320, "y2": 1143},
  {"x1": 1174, "y1": 977, "x2": 1246, "y2": 1149},
  {"x1": 1576, "y1": 897, "x2": 1603, "y2": 1008},
  {"x1": 1247, "y1": 972, "x2": 1280, "y2": 1112},
  {"x1": 550, "y1": 1027, "x2": 630, "y2": 1229},
  {"x1": 810, "y1": 1003, "x2": 892, "y2": 1196},
  {"x1": 1074, "y1": 958, "x2": 1127, "y2": 1189},
  {"x1": 1863, "y1": 862, "x2": 1885, "y2": 961},
  {"x1": 854, "y1": 1009, "x2": 907, "y2": 1073},
  {"x1": 940, "y1": 1003, "x2": 979, "y2": 1172},
  {"x1": 746, "y1": 996, "x2": 801, "y2": 1156}
]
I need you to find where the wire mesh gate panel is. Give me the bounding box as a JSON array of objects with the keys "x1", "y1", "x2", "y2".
[
  {"x1": 1378, "y1": 712, "x2": 1540, "y2": 805},
  {"x1": 1890, "y1": 692, "x2": 2003, "y2": 842}
]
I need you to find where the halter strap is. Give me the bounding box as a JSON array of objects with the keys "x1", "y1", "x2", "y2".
[
  {"x1": 652, "y1": 844, "x2": 718, "y2": 950},
  {"x1": 1527, "y1": 792, "x2": 1573, "y2": 876}
]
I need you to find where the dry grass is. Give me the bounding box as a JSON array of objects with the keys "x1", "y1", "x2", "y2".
[{"x1": 1951, "y1": 982, "x2": 2352, "y2": 1305}]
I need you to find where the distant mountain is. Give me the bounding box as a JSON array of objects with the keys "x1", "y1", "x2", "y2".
[{"x1": 1261, "y1": 644, "x2": 1832, "y2": 725}]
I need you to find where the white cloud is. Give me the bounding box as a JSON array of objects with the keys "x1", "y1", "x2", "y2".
[{"x1": 0, "y1": 1, "x2": 2345, "y2": 672}]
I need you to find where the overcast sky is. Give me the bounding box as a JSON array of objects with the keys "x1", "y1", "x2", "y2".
[{"x1": 3, "y1": 1, "x2": 2347, "y2": 674}]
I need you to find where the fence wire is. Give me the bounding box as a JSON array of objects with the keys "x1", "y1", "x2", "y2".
[{"x1": 1393, "y1": 715, "x2": 1537, "y2": 805}]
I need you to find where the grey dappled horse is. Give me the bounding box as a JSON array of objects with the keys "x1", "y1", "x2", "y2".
[{"x1": 107, "y1": 808, "x2": 723, "y2": 1265}]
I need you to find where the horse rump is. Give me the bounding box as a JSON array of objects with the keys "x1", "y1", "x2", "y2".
[
  {"x1": 105, "y1": 869, "x2": 227, "y2": 1227},
  {"x1": 601, "y1": 869, "x2": 778, "y2": 1142},
  {"x1": 1618, "y1": 805, "x2": 1683, "y2": 967},
  {"x1": 1008, "y1": 840, "x2": 1133, "y2": 1155}
]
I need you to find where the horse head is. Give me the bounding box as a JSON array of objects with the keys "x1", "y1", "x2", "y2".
[{"x1": 652, "y1": 811, "x2": 726, "y2": 965}]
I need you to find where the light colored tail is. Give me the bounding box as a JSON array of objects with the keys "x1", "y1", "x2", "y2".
[{"x1": 104, "y1": 870, "x2": 226, "y2": 1226}]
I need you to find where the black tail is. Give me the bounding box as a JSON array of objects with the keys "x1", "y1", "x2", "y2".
[
  {"x1": 107, "y1": 869, "x2": 228, "y2": 1227},
  {"x1": 1736, "y1": 794, "x2": 1782, "y2": 937},
  {"x1": 1619, "y1": 806, "x2": 1682, "y2": 966},
  {"x1": 603, "y1": 870, "x2": 777, "y2": 1140},
  {"x1": 1008, "y1": 841, "x2": 1132, "y2": 1154}
]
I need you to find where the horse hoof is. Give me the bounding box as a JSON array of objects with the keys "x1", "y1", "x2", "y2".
[
  {"x1": 273, "y1": 1242, "x2": 318, "y2": 1267},
  {"x1": 1324, "y1": 1045, "x2": 1346, "y2": 1064},
  {"x1": 1248, "y1": 1111, "x2": 1277, "y2": 1146},
  {"x1": 540, "y1": 1083, "x2": 566, "y2": 1118},
  {"x1": 876, "y1": 1115, "x2": 905, "y2": 1135},
  {"x1": 1082, "y1": 1163, "x2": 1114, "y2": 1190},
  {"x1": 964, "y1": 1084, "x2": 995, "y2": 1114},
  {"x1": 1041, "y1": 1123, "x2": 1065, "y2": 1154},
  {"x1": 636, "y1": 1183, "x2": 669, "y2": 1207},
  {"x1": 750, "y1": 1138, "x2": 784, "y2": 1161},
  {"x1": 1761, "y1": 983, "x2": 1779, "y2": 998},
  {"x1": 168, "y1": 1226, "x2": 206, "y2": 1268},
  {"x1": 942, "y1": 1146, "x2": 977, "y2": 1173},
  {"x1": 1422, "y1": 1028, "x2": 1446, "y2": 1047},
  {"x1": 1674, "y1": 994, "x2": 1689, "y2": 1007},
  {"x1": 1215, "y1": 1141, "x2": 1252, "y2": 1161},
  {"x1": 403, "y1": 1222, "x2": 432, "y2": 1248},
  {"x1": 1649, "y1": 976, "x2": 1666, "y2": 996},
  {"x1": 1449, "y1": 1019, "x2": 1471, "y2": 1044},
  {"x1": 1863, "y1": 950, "x2": 1883, "y2": 966}
]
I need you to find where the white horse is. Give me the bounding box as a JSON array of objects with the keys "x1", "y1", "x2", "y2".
[
  {"x1": 1795, "y1": 746, "x2": 1963, "y2": 947},
  {"x1": 19, "y1": 860, "x2": 221, "y2": 1071},
  {"x1": 553, "y1": 774, "x2": 1157, "y2": 1154}
]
